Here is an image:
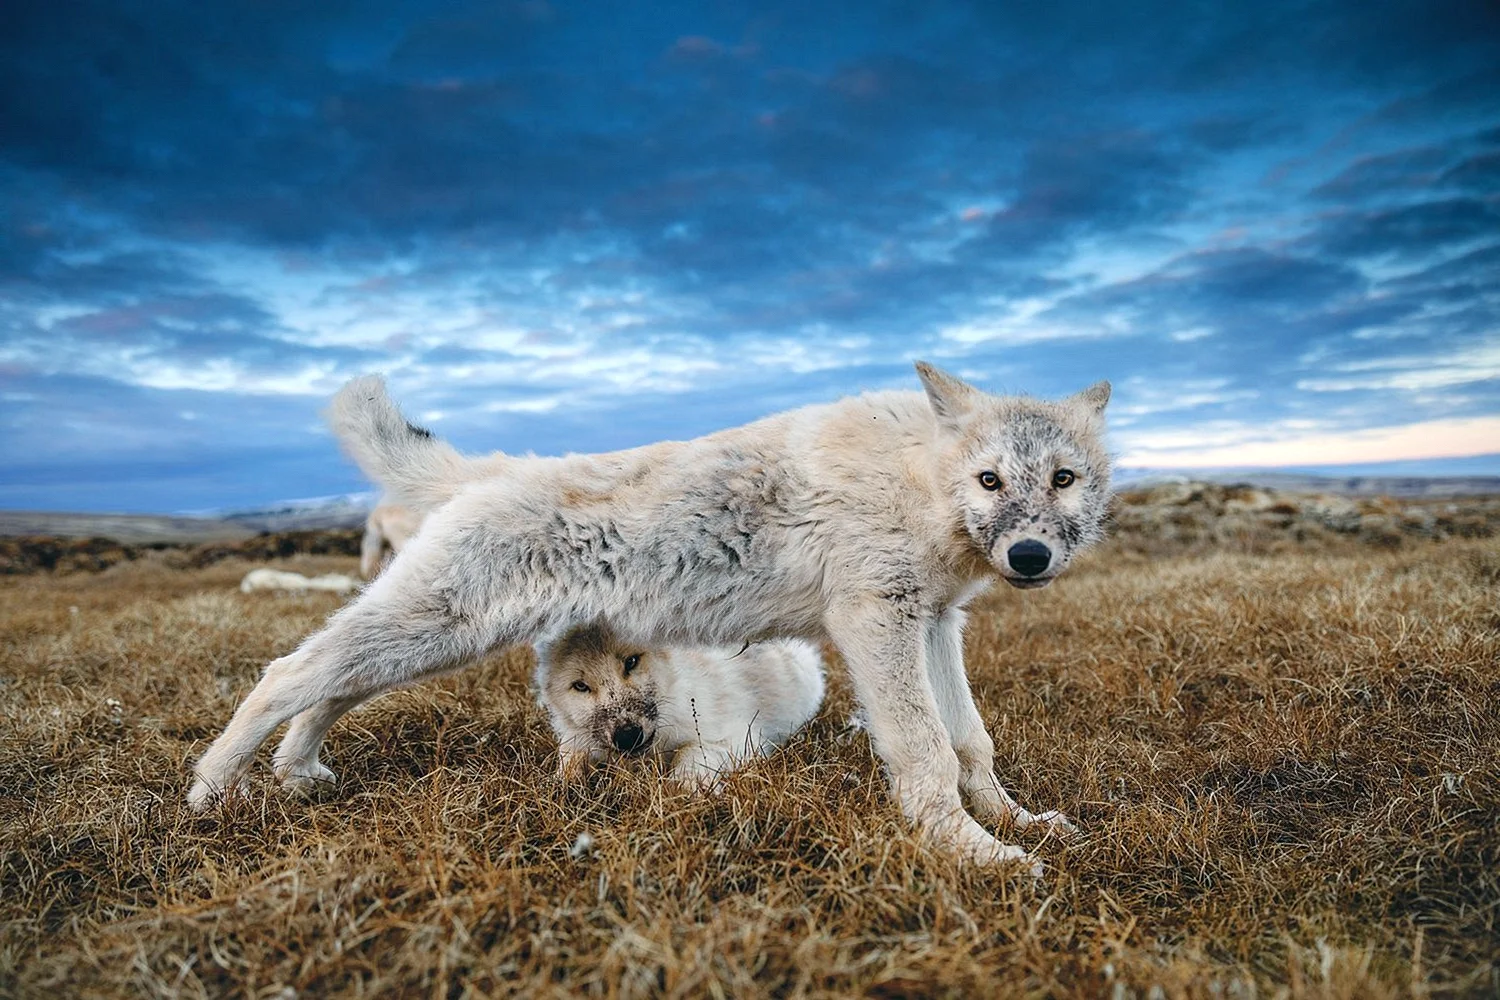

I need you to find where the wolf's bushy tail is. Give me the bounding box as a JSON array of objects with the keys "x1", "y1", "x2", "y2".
[{"x1": 327, "y1": 376, "x2": 485, "y2": 513}]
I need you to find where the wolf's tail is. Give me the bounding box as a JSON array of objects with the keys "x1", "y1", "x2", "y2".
[{"x1": 327, "y1": 376, "x2": 484, "y2": 514}]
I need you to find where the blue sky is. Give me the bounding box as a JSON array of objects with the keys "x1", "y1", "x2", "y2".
[{"x1": 2, "y1": 0, "x2": 1498, "y2": 513}]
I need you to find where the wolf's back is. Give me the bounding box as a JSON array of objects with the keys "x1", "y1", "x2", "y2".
[{"x1": 327, "y1": 376, "x2": 476, "y2": 513}]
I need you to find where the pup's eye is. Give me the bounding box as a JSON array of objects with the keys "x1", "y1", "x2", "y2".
[
  {"x1": 1052, "y1": 469, "x2": 1076, "y2": 489},
  {"x1": 570, "y1": 680, "x2": 591, "y2": 693},
  {"x1": 622, "y1": 654, "x2": 640, "y2": 675},
  {"x1": 977, "y1": 470, "x2": 1002, "y2": 491}
]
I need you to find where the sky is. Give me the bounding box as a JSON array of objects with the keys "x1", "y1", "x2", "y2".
[{"x1": 2, "y1": 0, "x2": 1499, "y2": 513}]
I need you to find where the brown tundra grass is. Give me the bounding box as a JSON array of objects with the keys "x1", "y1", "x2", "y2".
[{"x1": 2, "y1": 537, "x2": 1498, "y2": 998}]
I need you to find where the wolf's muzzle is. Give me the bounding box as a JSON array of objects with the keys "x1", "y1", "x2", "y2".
[{"x1": 1006, "y1": 539, "x2": 1052, "y2": 577}]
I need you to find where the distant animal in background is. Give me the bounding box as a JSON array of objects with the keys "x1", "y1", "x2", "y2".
[
  {"x1": 360, "y1": 503, "x2": 423, "y2": 579},
  {"x1": 535, "y1": 623, "x2": 826, "y2": 787},
  {"x1": 240, "y1": 568, "x2": 361, "y2": 595}
]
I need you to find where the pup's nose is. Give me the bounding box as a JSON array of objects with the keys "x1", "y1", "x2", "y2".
[
  {"x1": 1006, "y1": 539, "x2": 1052, "y2": 577},
  {"x1": 612, "y1": 723, "x2": 649, "y2": 754}
]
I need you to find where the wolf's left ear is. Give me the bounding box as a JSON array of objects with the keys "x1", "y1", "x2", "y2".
[
  {"x1": 915, "y1": 361, "x2": 980, "y2": 432},
  {"x1": 1069, "y1": 380, "x2": 1111, "y2": 417}
]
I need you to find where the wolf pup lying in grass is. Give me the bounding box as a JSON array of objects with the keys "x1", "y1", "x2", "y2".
[
  {"x1": 189, "y1": 363, "x2": 1111, "y2": 874},
  {"x1": 536, "y1": 623, "x2": 825, "y2": 787}
]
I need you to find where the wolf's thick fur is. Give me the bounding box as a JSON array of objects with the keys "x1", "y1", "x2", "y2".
[
  {"x1": 189, "y1": 363, "x2": 1111, "y2": 872},
  {"x1": 536, "y1": 624, "x2": 825, "y2": 787}
]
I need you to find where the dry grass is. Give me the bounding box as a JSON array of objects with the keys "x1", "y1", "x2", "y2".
[{"x1": 2, "y1": 537, "x2": 1498, "y2": 998}]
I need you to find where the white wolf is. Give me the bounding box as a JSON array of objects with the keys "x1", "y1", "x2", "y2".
[
  {"x1": 536, "y1": 623, "x2": 825, "y2": 787},
  {"x1": 188, "y1": 362, "x2": 1111, "y2": 873},
  {"x1": 360, "y1": 502, "x2": 423, "y2": 579}
]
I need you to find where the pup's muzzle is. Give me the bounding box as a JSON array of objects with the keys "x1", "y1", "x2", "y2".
[{"x1": 612, "y1": 722, "x2": 652, "y2": 754}]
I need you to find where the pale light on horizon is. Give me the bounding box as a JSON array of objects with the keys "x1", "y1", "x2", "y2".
[{"x1": 1118, "y1": 416, "x2": 1500, "y2": 470}]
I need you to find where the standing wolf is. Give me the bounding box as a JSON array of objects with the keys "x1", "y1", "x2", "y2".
[
  {"x1": 189, "y1": 363, "x2": 1111, "y2": 873},
  {"x1": 359, "y1": 502, "x2": 422, "y2": 579}
]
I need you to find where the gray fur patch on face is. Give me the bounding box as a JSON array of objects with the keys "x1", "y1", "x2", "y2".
[
  {"x1": 587, "y1": 690, "x2": 658, "y2": 753},
  {"x1": 549, "y1": 622, "x2": 616, "y2": 662}
]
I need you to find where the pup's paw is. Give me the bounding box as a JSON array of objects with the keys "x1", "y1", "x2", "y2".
[
  {"x1": 556, "y1": 750, "x2": 591, "y2": 784},
  {"x1": 667, "y1": 759, "x2": 728, "y2": 793}
]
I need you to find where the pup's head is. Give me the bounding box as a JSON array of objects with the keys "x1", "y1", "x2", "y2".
[
  {"x1": 536, "y1": 623, "x2": 660, "y2": 757},
  {"x1": 916, "y1": 361, "x2": 1112, "y2": 590}
]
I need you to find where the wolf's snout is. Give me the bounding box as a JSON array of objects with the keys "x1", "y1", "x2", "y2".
[
  {"x1": 1006, "y1": 540, "x2": 1052, "y2": 577},
  {"x1": 612, "y1": 722, "x2": 650, "y2": 754}
]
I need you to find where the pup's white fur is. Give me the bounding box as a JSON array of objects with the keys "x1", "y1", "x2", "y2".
[
  {"x1": 536, "y1": 624, "x2": 825, "y2": 787},
  {"x1": 189, "y1": 363, "x2": 1111, "y2": 873},
  {"x1": 360, "y1": 502, "x2": 422, "y2": 579}
]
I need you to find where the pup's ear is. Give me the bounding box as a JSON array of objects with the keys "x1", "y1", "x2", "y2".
[
  {"x1": 1069, "y1": 380, "x2": 1111, "y2": 417},
  {"x1": 915, "y1": 361, "x2": 980, "y2": 432}
]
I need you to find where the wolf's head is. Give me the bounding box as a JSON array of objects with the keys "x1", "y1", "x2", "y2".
[
  {"x1": 916, "y1": 362, "x2": 1112, "y2": 590},
  {"x1": 536, "y1": 623, "x2": 661, "y2": 757}
]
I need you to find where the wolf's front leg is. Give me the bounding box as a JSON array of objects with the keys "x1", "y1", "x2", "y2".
[
  {"x1": 925, "y1": 606, "x2": 1076, "y2": 837},
  {"x1": 826, "y1": 595, "x2": 1041, "y2": 875}
]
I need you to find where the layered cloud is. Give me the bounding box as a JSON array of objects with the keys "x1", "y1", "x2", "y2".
[{"x1": 1, "y1": 0, "x2": 1498, "y2": 510}]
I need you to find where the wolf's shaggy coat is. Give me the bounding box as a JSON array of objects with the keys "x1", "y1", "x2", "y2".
[{"x1": 189, "y1": 363, "x2": 1111, "y2": 872}]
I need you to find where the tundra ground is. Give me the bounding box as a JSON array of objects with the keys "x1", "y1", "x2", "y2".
[{"x1": 2, "y1": 513, "x2": 1497, "y2": 998}]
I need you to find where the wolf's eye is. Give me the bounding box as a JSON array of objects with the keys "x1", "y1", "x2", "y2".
[
  {"x1": 1052, "y1": 469, "x2": 1076, "y2": 489},
  {"x1": 977, "y1": 470, "x2": 1002, "y2": 491},
  {"x1": 571, "y1": 680, "x2": 591, "y2": 693},
  {"x1": 622, "y1": 654, "x2": 641, "y2": 675}
]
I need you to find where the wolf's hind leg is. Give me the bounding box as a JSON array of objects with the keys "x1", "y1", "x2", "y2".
[
  {"x1": 271, "y1": 695, "x2": 367, "y2": 796},
  {"x1": 188, "y1": 574, "x2": 499, "y2": 809},
  {"x1": 827, "y1": 595, "x2": 1040, "y2": 874},
  {"x1": 925, "y1": 607, "x2": 1076, "y2": 837}
]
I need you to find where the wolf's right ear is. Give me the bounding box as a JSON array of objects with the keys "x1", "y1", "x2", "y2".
[
  {"x1": 1069, "y1": 380, "x2": 1111, "y2": 417},
  {"x1": 915, "y1": 361, "x2": 979, "y2": 432}
]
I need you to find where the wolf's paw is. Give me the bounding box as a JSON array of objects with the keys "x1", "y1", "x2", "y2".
[
  {"x1": 1025, "y1": 809, "x2": 1079, "y2": 838},
  {"x1": 934, "y1": 816, "x2": 1044, "y2": 878},
  {"x1": 186, "y1": 774, "x2": 250, "y2": 811},
  {"x1": 274, "y1": 761, "x2": 338, "y2": 799},
  {"x1": 961, "y1": 834, "x2": 1043, "y2": 877}
]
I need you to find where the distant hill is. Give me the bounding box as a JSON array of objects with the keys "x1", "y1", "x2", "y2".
[
  {"x1": 213, "y1": 492, "x2": 375, "y2": 533},
  {"x1": 0, "y1": 511, "x2": 255, "y2": 545},
  {"x1": 6, "y1": 474, "x2": 1500, "y2": 545},
  {"x1": 0, "y1": 492, "x2": 374, "y2": 543},
  {"x1": 1115, "y1": 469, "x2": 1500, "y2": 498}
]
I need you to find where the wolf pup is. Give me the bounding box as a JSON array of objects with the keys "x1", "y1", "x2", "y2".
[
  {"x1": 189, "y1": 362, "x2": 1110, "y2": 874},
  {"x1": 536, "y1": 623, "x2": 825, "y2": 787}
]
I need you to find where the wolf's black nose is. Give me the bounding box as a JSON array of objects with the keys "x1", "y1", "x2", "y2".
[
  {"x1": 612, "y1": 723, "x2": 648, "y2": 754},
  {"x1": 1007, "y1": 539, "x2": 1052, "y2": 577}
]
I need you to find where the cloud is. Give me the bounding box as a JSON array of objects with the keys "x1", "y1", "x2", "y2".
[
  {"x1": 1307, "y1": 198, "x2": 1500, "y2": 260},
  {"x1": 3, "y1": 0, "x2": 1499, "y2": 509}
]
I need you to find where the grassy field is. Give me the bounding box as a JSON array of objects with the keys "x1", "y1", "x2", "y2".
[{"x1": 2, "y1": 527, "x2": 1498, "y2": 998}]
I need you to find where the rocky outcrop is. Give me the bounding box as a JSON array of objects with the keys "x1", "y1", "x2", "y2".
[
  {"x1": 0, "y1": 530, "x2": 363, "y2": 576},
  {"x1": 1112, "y1": 482, "x2": 1499, "y2": 555}
]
